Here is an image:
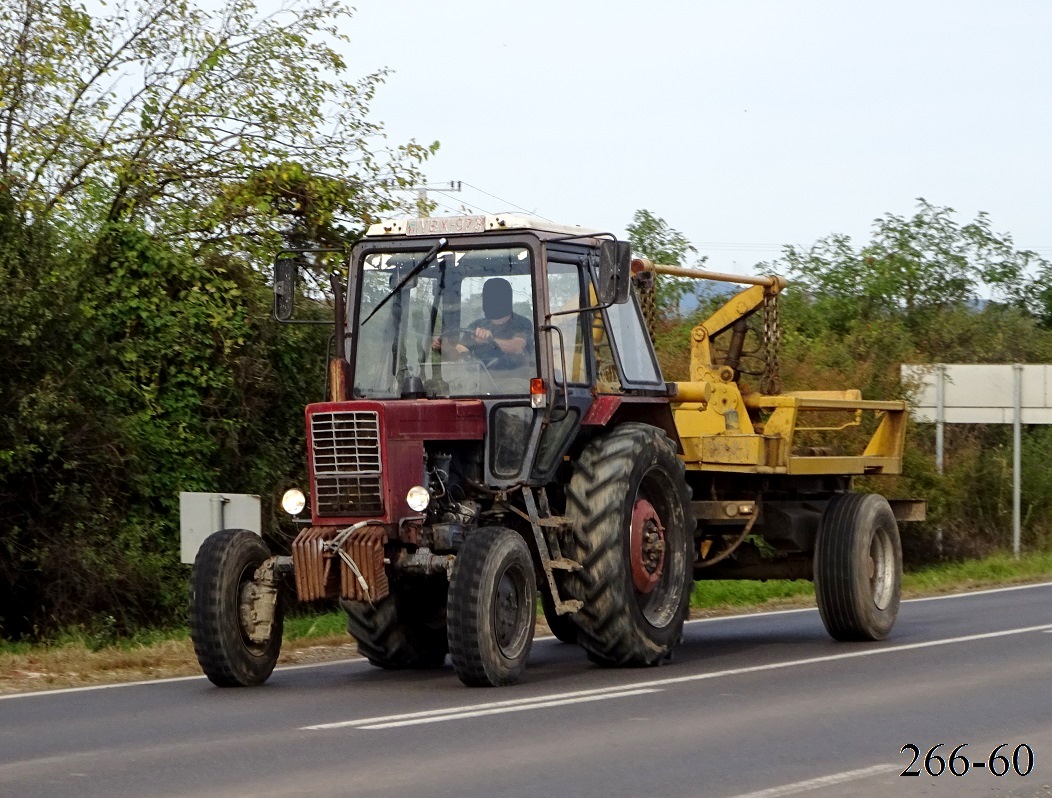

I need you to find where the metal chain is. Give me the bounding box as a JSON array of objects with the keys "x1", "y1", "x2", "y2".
[
  {"x1": 634, "y1": 272, "x2": 658, "y2": 341},
  {"x1": 761, "y1": 290, "x2": 781, "y2": 395}
]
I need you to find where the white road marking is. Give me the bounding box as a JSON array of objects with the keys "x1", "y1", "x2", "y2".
[
  {"x1": 683, "y1": 579, "x2": 1052, "y2": 624},
  {"x1": 351, "y1": 689, "x2": 659, "y2": 730},
  {"x1": 307, "y1": 622, "x2": 1052, "y2": 731},
  {"x1": 720, "y1": 763, "x2": 893, "y2": 798},
  {"x1": 3, "y1": 580, "x2": 1050, "y2": 702},
  {"x1": 0, "y1": 656, "x2": 368, "y2": 701},
  {"x1": 637, "y1": 623, "x2": 1052, "y2": 691},
  {"x1": 902, "y1": 580, "x2": 1052, "y2": 603},
  {"x1": 304, "y1": 684, "x2": 651, "y2": 729},
  {"x1": 0, "y1": 673, "x2": 205, "y2": 700}
]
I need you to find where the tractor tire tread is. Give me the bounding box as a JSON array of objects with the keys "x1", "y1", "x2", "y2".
[
  {"x1": 342, "y1": 578, "x2": 448, "y2": 670},
  {"x1": 563, "y1": 423, "x2": 693, "y2": 667},
  {"x1": 448, "y1": 526, "x2": 535, "y2": 687},
  {"x1": 189, "y1": 529, "x2": 281, "y2": 687},
  {"x1": 814, "y1": 492, "x2": 901, "y2": 641}
]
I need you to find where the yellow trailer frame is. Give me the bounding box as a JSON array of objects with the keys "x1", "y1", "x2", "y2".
[{"x1": 632, "y1": 258, "x2": 909, "y2": 477}]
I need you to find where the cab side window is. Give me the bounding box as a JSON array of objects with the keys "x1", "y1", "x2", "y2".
[
  {"x1": 546, "y1": 260, "x2": 588, "y2": 384},
  {"x1": 604, "y1": 297, "x2": 662, "y2": 386}
]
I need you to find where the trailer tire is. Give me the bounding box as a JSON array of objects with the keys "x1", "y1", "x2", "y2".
[
  {"x1": 189, "y1": 529, "x2": 283, "y2": 687},
  {"x1": 814, "y1": 492, "x2": 902, "y2": 641},
  {"x1": 563, "y1": 423, "x2": 694, "y2": 666},
  {"x1": 448, "y1": 527, "x2": 536, "y2": 686},
  {"x1": 341, "y1": 576, "x2": 448, "y2": 670}
]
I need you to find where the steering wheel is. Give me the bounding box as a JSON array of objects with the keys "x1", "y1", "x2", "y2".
[{"x1": 433, "y1": 327, "x2": 489, "y2": 357}]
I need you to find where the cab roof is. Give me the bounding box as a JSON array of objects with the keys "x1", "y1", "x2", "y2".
[{"x1": 365, "y1": 214, "x2": 603, "y2": 240}]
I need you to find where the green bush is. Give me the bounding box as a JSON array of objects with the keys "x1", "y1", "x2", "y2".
[{"x1": 0, "y1": 206, "x2": 328, "y2": 638}]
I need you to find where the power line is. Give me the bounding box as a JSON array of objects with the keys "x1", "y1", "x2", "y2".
[
  {"x1": 459, "y1": 181, "x2": 553, "y2": 222},
  {"x1": 695, "y1": 243, "x2": 785, "y2": 252},
  {"x1": 431, "y1": 189, "x2": 492, "y2": 216},
  {"x1": 430, "y1": 198, "x2": 466, "y2": 215},
  {"x1": 415, "y1": 180, "x2": 462, "y2": 213},
  {"x1": 397, "y1": 178, "x2": 553, "y2": 222}
]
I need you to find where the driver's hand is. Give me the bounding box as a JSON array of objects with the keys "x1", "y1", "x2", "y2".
[
  {"x1": 474, "y1": 327, "x2": 492, "y2": 343},
  {"x1": 431, "y1": 336, "x2": 442, "y2": 352}
]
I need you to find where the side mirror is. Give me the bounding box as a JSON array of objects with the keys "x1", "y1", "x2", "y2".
[
  {"x1": 271, "y1": 247, "x2": 346, "y2": 326},
  {"x1": 273, "y1": 258, "x2": 298, "y2": 321},
  {"x1": 596, "y1": 240, "x2": 633, "y2": 305}
]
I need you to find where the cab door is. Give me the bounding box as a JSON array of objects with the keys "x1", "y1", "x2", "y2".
[{"x1": 528, "y1": 243, "x2": 597, "y2": 483}]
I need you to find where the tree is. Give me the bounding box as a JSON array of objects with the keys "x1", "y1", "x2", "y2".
[
  {"x1": 626, "y1": 209, "x2": 703, "y2": 312},
  {"x1": 776, "y1": 199, "x2": 1046, "y2": 330},
  {"x1": 0, "y1": 0, "x2": 434, "y2": 256},
  {"x1": 0, "y1": 0, "x2": 433, "y2": 638}
]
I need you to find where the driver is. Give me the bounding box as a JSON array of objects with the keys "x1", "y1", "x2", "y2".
[{"x1": 433, "y1": 277, "x2": 533, "y2": 369}]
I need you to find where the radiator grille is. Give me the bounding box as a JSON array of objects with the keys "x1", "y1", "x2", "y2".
[{"x1": 311, "y1": 411, "x2": 383, "y2": 515}]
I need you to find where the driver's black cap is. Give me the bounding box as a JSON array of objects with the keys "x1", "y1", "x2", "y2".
[{"x1": 482, "y1": 278, "x2": 513, "y2": 320}]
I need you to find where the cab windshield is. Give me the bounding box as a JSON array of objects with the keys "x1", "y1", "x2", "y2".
[{"x1": 352, "y1": 246, "x2": 536, "y2": 399}]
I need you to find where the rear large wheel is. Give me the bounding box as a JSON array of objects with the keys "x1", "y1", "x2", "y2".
[
  {"x1": 447, "y1": 527, "x2": 536, "y2": 686},
  {"x1": 563, "y1": 423, "x2": 694, "y2": 666},
  {"x1": 814, "y1": 492, "x2": 902, "y2": 641},
  {"x1": 341, "y1": 575, "x2": 448, "y2": 669},
  {"x1": 189, "y1": 529, "x2": 283, "y2": 687}
]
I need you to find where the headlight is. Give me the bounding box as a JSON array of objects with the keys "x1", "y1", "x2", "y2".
[
  {"x1": 281, "y1": 488, "x2": 306, "y2": 516},
  {"x1": 406, "y1": 485, "x2": 431, "y2": 512}
]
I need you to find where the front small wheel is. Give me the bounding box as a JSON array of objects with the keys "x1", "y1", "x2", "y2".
[
  {"x1": 447, "y1": 527, "x2": 536, "y2": 687},
  {"x1": 814, "y1": 493, "x2": 902, "y2": 641},
  {"x1": 189, "y1": 529, "x2": 283, "y2": 687}
]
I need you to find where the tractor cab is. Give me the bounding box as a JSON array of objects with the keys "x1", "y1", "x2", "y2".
[{"x1": 329, "y1": 215, "x2": 665, "y2": 492}]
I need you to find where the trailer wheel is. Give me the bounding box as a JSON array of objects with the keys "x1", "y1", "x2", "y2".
[
  {"x1": 189, "y1": 529, "x2": 283, "y2": 687},
  {"x1": 814, "y1": 493, "x2": 902, "y2": 641},
  {"x1": 540, "y1": 582, "x2": 578, "y2": 644},
  {"x1": 563, "y1": 423, "x2": 694, "y2": 666},
  {"x1": 448, "y1": 527, "x2": 536, "y2": 686},
  {"x1": 341, "y1": 576, "x2": 448, "y2": 669}
]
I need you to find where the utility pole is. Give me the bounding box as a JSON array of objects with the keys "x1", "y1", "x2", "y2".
[{"x1": 416, "y1": 181, "x2": 462, "y2": 216}]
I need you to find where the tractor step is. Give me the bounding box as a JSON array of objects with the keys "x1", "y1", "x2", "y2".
[
  {"x1": 553, "y1": 599, "x2": 583, "y2": 615},
  {"x1": 532, "y1": 514, "x2": 574, "y2": 532},
  {"x1": 549, "y1": 557, "x2": 582, "y2": 572}
]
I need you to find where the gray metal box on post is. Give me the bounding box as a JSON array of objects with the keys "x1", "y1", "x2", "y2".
[{"x1": 180, "y1": 492, "x2": 262, "y2": 564}]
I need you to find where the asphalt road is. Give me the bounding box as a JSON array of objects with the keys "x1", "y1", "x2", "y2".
[{"x1": 2, "y1": 583, "x2": 1050, "y2": 798}]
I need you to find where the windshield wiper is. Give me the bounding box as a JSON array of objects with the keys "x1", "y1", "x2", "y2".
[{"x1": 361, "y1": 237, "x2": 448, "y2": 325}]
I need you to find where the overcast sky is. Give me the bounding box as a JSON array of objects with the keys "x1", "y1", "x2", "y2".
[{"x1": 341, "y1": 0, "x2": 1051, "y2": 275}]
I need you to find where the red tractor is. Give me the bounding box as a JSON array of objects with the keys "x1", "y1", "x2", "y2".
[{"x1": 189, "y1": 214, "x2": 919, "y2": 688}]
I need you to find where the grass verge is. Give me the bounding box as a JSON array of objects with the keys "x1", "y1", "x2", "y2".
[{"x1": 2, "y1": 550, "x2": 1050, "y2": 695}]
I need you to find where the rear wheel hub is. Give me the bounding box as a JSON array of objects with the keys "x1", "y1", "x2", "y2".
[{"x1": 630, "y1": 498, "x2": 666, "y2": 594}]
